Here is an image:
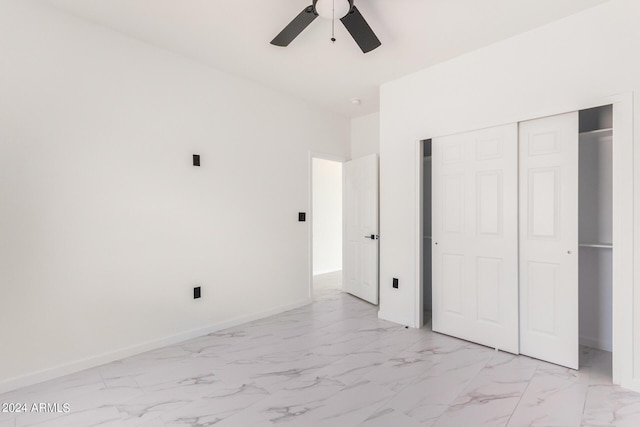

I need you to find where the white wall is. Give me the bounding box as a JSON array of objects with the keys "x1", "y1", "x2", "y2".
[
  {"x1": 351, "y1": 112, "x2": 380, "y2": 159},
  {"x1": 0, "y1": 1, "x2": 349, "y2": 391},
  {"x1": 379, "y1": 0, "x2": 640, "y2": 386},
  {"x1": 312, "y1": 158, "x2": 343, "y2": 275}
]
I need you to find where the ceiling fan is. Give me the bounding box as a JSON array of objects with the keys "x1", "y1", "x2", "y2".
[{"x1": 271, "y1": 0, "x2": 381, "y2": 53}]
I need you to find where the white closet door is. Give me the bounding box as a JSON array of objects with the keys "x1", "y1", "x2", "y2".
[
  {"x1": 432, "y1": 124, "x2": 519, "y2": 353},
  {"x1": 343, "y1": 154, "x2": 379, "y2": 304},
  {"x1": 519, "y1": 112, "x2": 579, "y2": 369}
]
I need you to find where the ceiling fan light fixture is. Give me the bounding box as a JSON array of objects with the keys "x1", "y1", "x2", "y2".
[{"x1": 315, "y1": 0, "x2": 351, "y2": 20}]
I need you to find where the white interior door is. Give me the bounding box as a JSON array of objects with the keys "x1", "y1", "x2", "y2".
[
  {"x1": 343, "y1": 154, "x2": 379, "y2": 304},
  {"x1": 519, "y1": 112, "x2": 579, "y2": 369},
  {"x1": 432, "y1": 124, "x2": 519, "y2": 353}
]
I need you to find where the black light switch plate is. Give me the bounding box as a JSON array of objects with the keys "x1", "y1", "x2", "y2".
[
  {"x1": 298, "y1": 212, "x2": 306, "y2": 222},
  {"x1": 193, "y1": 286, "x2": 201, "y2": 299},
  {"x1": 193, "y1": 154, "x2": 201, "y2": 166},
  {"x1": 392, "y1": 278, "x2": 399, "y2": 289}
]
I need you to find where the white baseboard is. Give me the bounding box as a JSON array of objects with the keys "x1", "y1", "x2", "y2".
[
  {"x1": 377, "y1": 310, "x2": 412, "y2": 328},
  {"x1": 579, "y1": 335, "x2": 612, "y2": 352},
  {"x1": 0, "y1": 298, "x2": 312, "y2": 394},
  {"x1": 621, "y1": 377, "x2": 640, "y2": 394}
]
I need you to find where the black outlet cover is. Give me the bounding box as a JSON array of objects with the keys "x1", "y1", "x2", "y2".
[
  {"x1": 193, "y1": 286, "x2": 201, "y2": 299},
  {"x1": 392, "y1": 278, "x2": 399, "y2": 289},
  {"x1": 193, "y1": 154, "x2": 201, "y2": 167},
  {"x1": 298, "y1": 212, "x2": 306, "y2": 222}
]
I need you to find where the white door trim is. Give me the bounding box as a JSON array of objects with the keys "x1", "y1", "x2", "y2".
[
  {"x1": 308, "y1": 151, "x2": 347, "y2": 300},
  {"x1": 413, "y1": 92, "x2": 634, "y2": 389},
  {"x1": 611, "y1": 93, "x2": 634, "y2": 388}
]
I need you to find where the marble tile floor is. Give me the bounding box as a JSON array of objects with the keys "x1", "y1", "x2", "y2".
[
  {"x1": 1, "y1": 278, "x2": 639, "y2": 426},
  {"x1": 312, "y1": 271, "x2": 342, "y2": 295}
]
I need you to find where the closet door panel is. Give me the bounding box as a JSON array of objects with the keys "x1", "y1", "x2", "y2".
[
  {"x1": 442, "y1": 253, "x2": 464, "y2": 315},
  {"x1": 443, "y1": 174, "x2": 465, "y2": 233},
  {"x1": 476, "y1": 256, "x2": 502, "y2": 323},
  {"x1": 528, "y1": 167, "x2": 560, "y2": 238},
  {"x1": 433, "y1": 124, "x2": 518, "y2": 353},
  {"x1": 477, "y1": 171, "x2": 502, "y2": 235},
  {"x1": 519, "y1": 112, "x2": 579, "y2": 369}
]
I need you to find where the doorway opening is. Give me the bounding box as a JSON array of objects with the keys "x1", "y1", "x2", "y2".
[{"x1": 311, "y1": 157, "x2": 343, "y2": 300}]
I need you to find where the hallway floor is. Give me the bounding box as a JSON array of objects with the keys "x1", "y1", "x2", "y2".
[{"x1": 1, "y1": 278, "x2": 638, "y2": 426}]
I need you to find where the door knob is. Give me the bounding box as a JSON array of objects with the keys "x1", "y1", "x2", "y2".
[
  {"x1": 567, "y1": 250, "x2": 572, "y2": 254},
  {"x1": 364, "y1": 234, "x2": 379, "y2": 240}
]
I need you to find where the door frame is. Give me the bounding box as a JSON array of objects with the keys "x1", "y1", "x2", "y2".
[
  {"x1": 414, "y1": 92, "x2": 634, "y2": 387},
  {"x1": 308, "y1": 151, "x2": 347, "y2": 299}
]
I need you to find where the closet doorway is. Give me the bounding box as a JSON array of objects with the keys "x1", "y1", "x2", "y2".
[
  {"x1": 578, "y1": 105, "x2": 613, "y2": 355},
  {"x1": 416, "y1": 94, "x2": 633, "y2": 388},
  {"x1": 519, "y1": 105, "x2": 613, "y2": 370}
]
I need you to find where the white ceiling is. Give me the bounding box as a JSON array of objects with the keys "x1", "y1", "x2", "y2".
[{"x1": 41, "y1": 0, "x2": 609, "y2": 118}]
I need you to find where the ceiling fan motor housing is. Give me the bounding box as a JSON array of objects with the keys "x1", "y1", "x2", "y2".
[{"x1": 313, "y1": 0, "x2": 354, "y2": 20}]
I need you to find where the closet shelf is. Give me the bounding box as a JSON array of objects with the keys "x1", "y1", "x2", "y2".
[
  {"x1": 579, "y1": 128, "x2": 612, "y2": 141},
  {"x1": 579, "y1": 243, "x2": 613, "y2": 249}
]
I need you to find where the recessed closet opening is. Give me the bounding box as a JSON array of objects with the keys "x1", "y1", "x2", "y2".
[
  {"x1": 422, "y1": 139, "x2": 433, "y2": 329},
  {"x1": 578, "y1": 104, "x2": 613, "y2": 374},
  {"x1": 414, "y1": 94, "x2": 633, "y2": 387},
  {"x1": 419, "y1": 105, "x2": 615, "y2": 369}
]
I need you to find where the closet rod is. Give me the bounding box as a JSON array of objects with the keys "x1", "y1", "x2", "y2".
[
  {"x1": 579, "y1": 243, "x2": 612, "y2": 249},
  {"x1": 579, "y1": 128, "x2": 612, "y2": 136}
]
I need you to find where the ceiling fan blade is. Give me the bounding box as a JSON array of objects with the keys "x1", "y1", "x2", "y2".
[
  {"x1": 340, "y1": 5, "x2": 381, "y2": 53},
  {"x1": 271, "y1": 5, "x2": 318, "y2": 47}
]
